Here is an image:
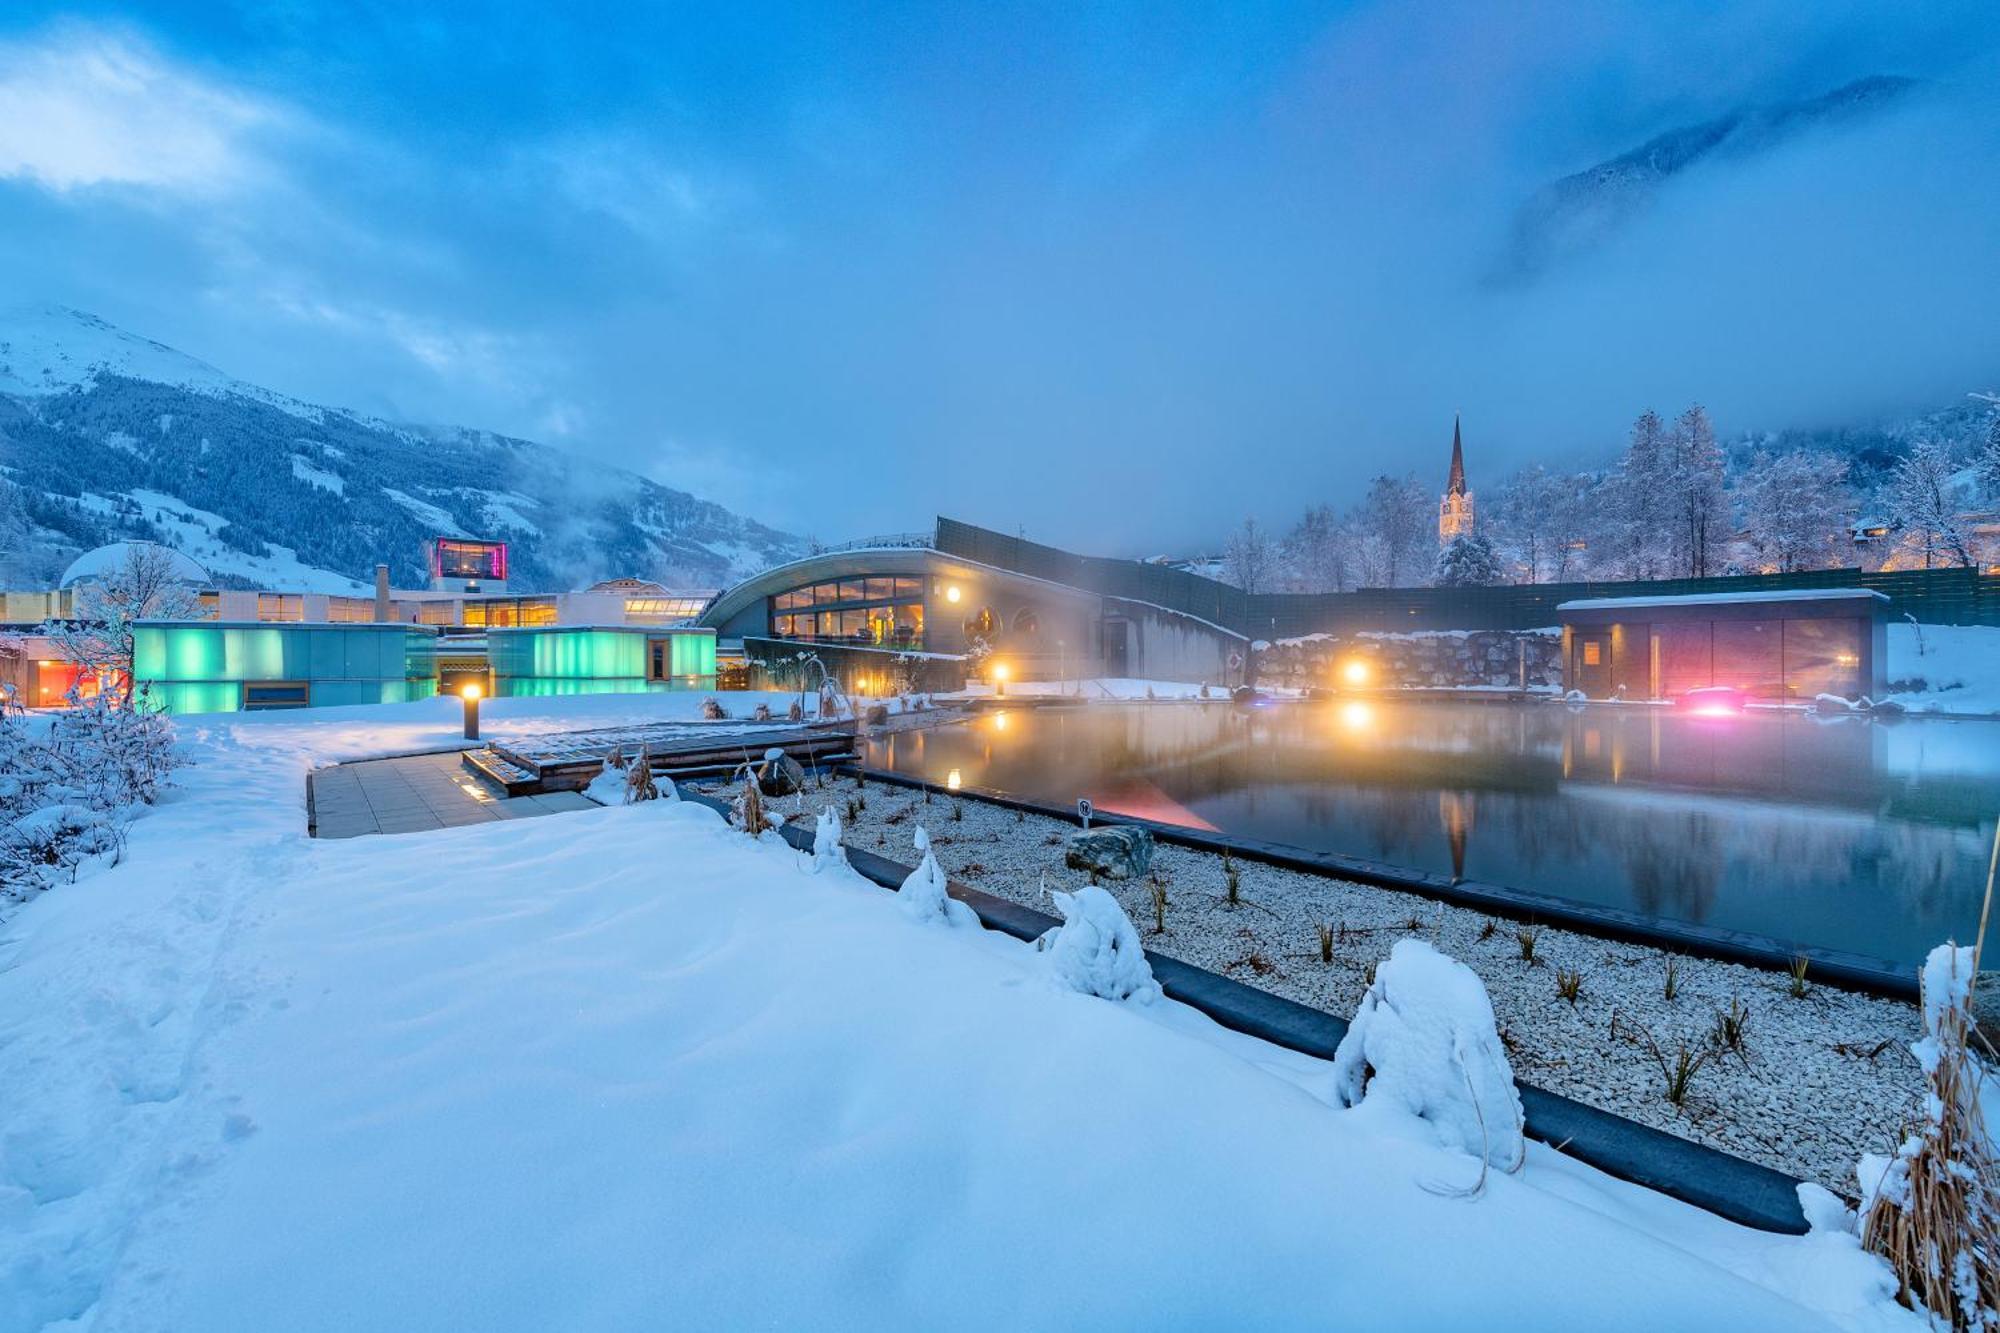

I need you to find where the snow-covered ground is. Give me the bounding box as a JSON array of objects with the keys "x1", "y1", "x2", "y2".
[
  {"x1": 1884, "y1": 622, "x2": 2000, "y2": 716},
  {"x1": 0, "y1": 697, "x2": 1924, "y2": 1330}
]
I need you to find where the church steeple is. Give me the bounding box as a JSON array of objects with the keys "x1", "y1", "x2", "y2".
[
  {"x1": 1439, "y1": 414, "x2": 1474, "y2": 543},
  {"x1": 1445, "y1": 414, "x2": 1467, "y2": 497}
]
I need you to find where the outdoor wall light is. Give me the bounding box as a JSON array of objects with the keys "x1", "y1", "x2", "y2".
[
  {"x1": 946, "y1": 769, "x2": 963, "y2": 790},
  {"x1": 460, "y1": 681, "x2": 483, "y2": 740},
  {"x1": 1340, "y1": 658, "x2": 1371, "y2": 687},
  {"x1": 944, "y1": 584, "x2": 962, "y2": 604}
]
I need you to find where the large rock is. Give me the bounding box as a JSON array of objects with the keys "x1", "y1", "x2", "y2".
[
  {"x1": 753, "y1": 749, "x2": 808, "y2": 797},
  {"x1": 1064, "y1": 825, "x2": 1155, "y2": 880}
]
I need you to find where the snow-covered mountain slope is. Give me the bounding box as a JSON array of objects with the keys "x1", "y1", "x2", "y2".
[
  {"x1": 0, "y1": 306, "x2": 807, "y2": 591},
  {"x1": 1501, "y1": 75, "x2": 1919, "y2": 282}
]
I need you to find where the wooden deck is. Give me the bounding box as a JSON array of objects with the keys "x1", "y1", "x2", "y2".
[{"x1": 463, "y1": 722, "x2": 858, "y2": 793}]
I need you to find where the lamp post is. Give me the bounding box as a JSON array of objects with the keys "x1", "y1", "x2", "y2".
[{"x1": 461, "y1": 681, "x2": 483, "y2": 740}]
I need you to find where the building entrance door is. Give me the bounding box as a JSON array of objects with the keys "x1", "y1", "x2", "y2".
[
  {"x1": 1101, "y1": 618, "x2": 1130, "y2": 677},
  {"x1": 1571, "y1": 631, "x2": 1613, "y2": 697}
]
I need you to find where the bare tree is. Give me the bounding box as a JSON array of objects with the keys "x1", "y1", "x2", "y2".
[
  {"x1": 1278, "y1": 504, "x2": 1351, "y2": 593},
  {"x1": 1354, "y1": 475, "x2": 1432, "y2": 587},
  {"x1": 1221, "y1": 517, "x2": 1275, "y2": 594},
  {"x1": 42, "y1": 543, "x2": 203, "y2": 694},
  {"x1": 1490, "y1": 465, "x2": 1575, "y2": 583},
  {"x1": 1889, "y1": 442, "x2": 1974, "y2": 569},
  {"x1": 1739, "y1": 450, "x2": 1853, "y2": 573}
]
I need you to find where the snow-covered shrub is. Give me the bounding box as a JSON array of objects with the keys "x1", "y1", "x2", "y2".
[
  {"x1": 731, "y1": 774, "x2": 774, "y2": 835},
  {"x1": 624, "y1": 749, "x2": 661, "y2": 803},
  {"x1": 1038, "y1": 882, "x2": 1161, "y2": 1003},
  {"x1": 812, "y1": 807, "x2": 847, "y2": 872},
  {"x1": 751, "y1": 702, "x2": 772, "y2": 722},
  {"x1": 0, "y1": 686, "x2": 182, "y2": 904},
  {"x1": 700, "y1": 698, "x2": 727, "y2": 721},
  {"x1": 1859, "y1": 944, "x2": 1999, "y2": 1330},
  {"x1": 898, "y1": 827, "x2": 974, "y2": 926},
  {"x1": 1330, "y1": 940, "x2": 1525, "y2": 1180}
]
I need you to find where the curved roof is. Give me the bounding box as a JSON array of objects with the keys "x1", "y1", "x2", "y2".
[
  {"x1": 582, "y1": 576, "x2": 671, "y2": 594},
  {"x1": 59, "y1": 540, "x2": 210, "y2": 589}
]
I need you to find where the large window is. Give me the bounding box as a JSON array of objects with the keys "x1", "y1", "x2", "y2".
[
  {"x1": 257, "y1": 594, "x2": 304, "y2": 623},
  {"x1": 463, "y1": 597, "x2": 558, "y2": 628},
  {"x1": 767, "y1": 577, "x2": 925, "y2": 649}
]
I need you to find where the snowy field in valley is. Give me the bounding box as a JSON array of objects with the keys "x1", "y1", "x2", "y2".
[{"x1": 0, "y1": 695, "x2": 1928, "y2": 1330}]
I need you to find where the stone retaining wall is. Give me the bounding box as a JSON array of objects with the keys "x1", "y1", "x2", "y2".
[{"x1": 1253, "y1": 628, "x2": 1562, "y2": 691}]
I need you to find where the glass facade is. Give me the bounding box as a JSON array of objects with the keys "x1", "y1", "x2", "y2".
[
  {"x1": 131, "y1": 623, "x2": 438, "y2": 713},
  {"x1": 1649, "y1": 617, "x2": 1866, "y2": 700},
  {"x1": 769, "y1": 577, "x2": 925, "y2": 648},
  {"x1": 461, "y1": 597, "x2": 559, "y2": 628},
  {"x1": 488, "y1": 627, "x2": 718, "y2": 696}
]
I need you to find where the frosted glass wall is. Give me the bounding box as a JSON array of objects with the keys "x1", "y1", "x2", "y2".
[
  {"x1": 488, "y1": 627, "x2": 717, "y2": 697},
  {"x1": 131, "y1": 623, "x2": 438, "y2": 714}
]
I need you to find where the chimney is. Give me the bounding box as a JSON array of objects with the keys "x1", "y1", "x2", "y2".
[{"x1": 374, "y1": 564, "x2": 392, "y2": 622}]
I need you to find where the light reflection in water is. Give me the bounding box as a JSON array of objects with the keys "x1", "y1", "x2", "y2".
[{"x1": 863, "y1": 701, "x2": 2000, "y2": 968}]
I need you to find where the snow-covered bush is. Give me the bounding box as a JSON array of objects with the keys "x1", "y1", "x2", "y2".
[
  {"x1": 700, "y1": 698, "x2": 728, "y2": 721},
  {"x1": 0, "y1": 686, "x2": 181, "y2": 903},
  {"x1": 1038, "y1": 882, "x2": 1160, "y2": 1003},
  {"x1": 898, "y1": 827, "x2": 974, "y2": 926},
  {"x1": 1858, "y1": 944, "x2": 1999, "y2": 1329},
  {"x1": 811, "y1": 807, "x2": 847, "y2": 872},
  {"x1": 1330, "y1": 940, "x2": 1525, "y2": 1180}
]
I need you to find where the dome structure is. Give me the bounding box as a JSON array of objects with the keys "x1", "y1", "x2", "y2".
[
  {"x1": 582, "y1": 576, "x2": 670, "y2": 596},
  {"x1": 59, "y1": 540, "x2": 211, "y2": 590}
]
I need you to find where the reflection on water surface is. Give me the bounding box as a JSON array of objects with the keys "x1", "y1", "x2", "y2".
[{"x1": 863, "y1": 702, "x2": 2000, "y2": 968}]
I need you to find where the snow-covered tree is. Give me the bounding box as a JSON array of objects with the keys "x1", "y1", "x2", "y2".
[
  {"x1": 1489, "y1": 465, "x2": 1583, "y2": 583},
  {"x1": 41, "y1": 542, "x2": 202, "y2": 692},
  {"x1": 1977, "y1": 412, "x2": 2000, "y2": 503},
  {"x1": 1890, "y1": 442, "x2": 1974, "y2": 569},
  {"x1": 1278, "y1": 504, "x2": 1351, "y2": 593},
  {"x1": 1220, "y1": 517, "x2": 1275, "y2": 594},
  {"x1": 1666, "y1": 405, "x2": 1730, "y2": 577},
  {"x1": 1739, "y1": 450, "x2": 1853, "y2": 573},
  {"x1": 1354, "y1": 474, "x2": 1432, "y2": 587},
  {"x1": 1434, "y1": 532, "x2": 1502, "y2": 587},
  {"x1": 1606, "y1": 410, "x2": 1673, "y2": 578}
]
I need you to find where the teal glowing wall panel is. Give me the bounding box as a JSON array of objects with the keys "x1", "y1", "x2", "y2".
[
  {"x1": 669, "y1": 633, "x2": 717, "y2": 680},
  {"x1": 489, "y1": 627, "x2": 717, "y2": 697},
  {"x1": 133, "y1": 623, "x2": 436, "y2": 714}
]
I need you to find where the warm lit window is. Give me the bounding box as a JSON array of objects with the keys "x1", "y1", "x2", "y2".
[
  {"x1": 1582, "y1": 642, "x2": 1601, "y2": 666},
  {"x1": 327, "y1": 597, "x2": 375, "y2": 623},
  {"x1": 520, "y1": 599, "x2": 558, "y2": 626},
  {"x1": 257, "y1": 594, "x2": 304, "y2": 623}
]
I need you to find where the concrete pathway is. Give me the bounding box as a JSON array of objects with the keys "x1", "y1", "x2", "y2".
[{"x1": 309, "y1": 750, "x2": 597, "y2": 838}]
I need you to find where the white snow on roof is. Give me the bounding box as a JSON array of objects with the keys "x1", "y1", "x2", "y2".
[
  {"x1": 58, "y1": 540, "x2": 210, "y2": 589},
  {"x1": 1557, "y1": 588, "x2": 1887, "y2": 612}
]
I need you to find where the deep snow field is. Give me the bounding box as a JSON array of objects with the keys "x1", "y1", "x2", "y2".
[{"x1": 0, "y1": 693, "x2": 1928, "y2": 1330}]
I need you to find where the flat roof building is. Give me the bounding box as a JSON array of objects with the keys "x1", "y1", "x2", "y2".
[{"x1": 1556, "y1": 588, "x2": 1889, "y2": 702}]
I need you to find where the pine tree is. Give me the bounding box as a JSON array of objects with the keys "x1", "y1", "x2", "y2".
[
  {"x1": 1667, "y1": 405, "x2": 1729, "y2": 577},
  {"x1": 1434, "y1": 532, "x2": 1503, "y2": 587}
]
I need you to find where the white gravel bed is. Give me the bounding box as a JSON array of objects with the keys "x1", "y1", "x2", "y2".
[{"x1": 723, "y1": 772, "x2": 1924, "y2": 1193}]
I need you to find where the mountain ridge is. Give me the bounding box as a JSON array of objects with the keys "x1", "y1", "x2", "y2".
[
  {"x1": 0, "y1": 306, "x2": 807, "y2": 593},
  {"x1": 1501, "y1": 75, "x2": 1921, "y2": 281}
]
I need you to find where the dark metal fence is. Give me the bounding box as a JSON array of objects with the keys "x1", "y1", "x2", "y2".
[{"x1": 934, "y1": 517, "x2": 2000, "y2": 638}]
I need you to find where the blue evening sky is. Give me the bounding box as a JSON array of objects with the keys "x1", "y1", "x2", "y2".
[{"x1": 2, "y1": 2, "x2": 1997, "y2": 549}]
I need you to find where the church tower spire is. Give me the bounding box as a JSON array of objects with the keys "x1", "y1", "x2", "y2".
[{"x1": 1439, "y1": 414, "x2": 1474, "y2": 543}]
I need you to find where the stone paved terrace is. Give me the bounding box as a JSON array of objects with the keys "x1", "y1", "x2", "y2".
[{"x1": 309, "y1": 750, "x2": 597, "y2": 838}]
